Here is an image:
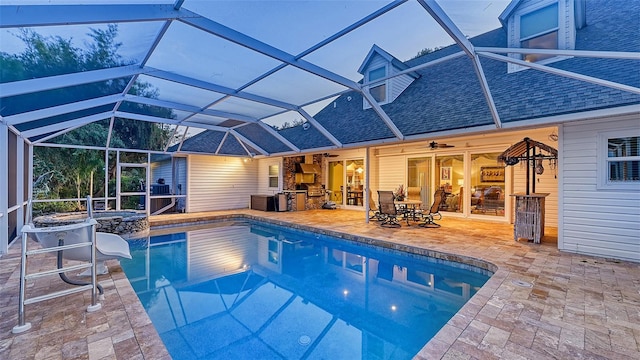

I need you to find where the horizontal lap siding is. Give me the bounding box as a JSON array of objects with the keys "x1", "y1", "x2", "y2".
[
  {"x1": 151, "y1": 162, "x2": 172, "y2": 187},
  {"x1": 257, "y1": 158, "x2": 282, "y2": 195},
  {"x1": 188, "y1": 155, "x2": 258, "y2": 211},
  {"x1": 378, "y1": 155, "x2": 405, "y2": 193},
  {"x1": 561, "y1": 117, "x2": 640, "y2": 262},
  {"x1": 151, "y1": 158, "x2": 187, "y2": 193}
]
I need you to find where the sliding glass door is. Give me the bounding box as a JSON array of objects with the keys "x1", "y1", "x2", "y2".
[
  {"x1": 328, "y1": 159, "x2": 365, "y2": 207},
  {"x1": 469, "y1": 152, "x2": 505, "y2": 216},
  {"x1": 407, "y1": 157, "x2": 431, "y2": 206},
  {"x1": 435, "y1": 154, "x2": 464, "y2": 213}
]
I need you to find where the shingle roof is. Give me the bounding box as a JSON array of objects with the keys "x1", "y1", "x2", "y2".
[
  {"x1": 305, "y1": 0, "x2": 639, "y2": 144},
  {"x1": 9, "y1": 1, "x2": 634, "y2": 157}
]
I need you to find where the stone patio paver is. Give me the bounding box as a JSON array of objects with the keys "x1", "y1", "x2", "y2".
[{"x1": 0, "y1": 209, "x2": 638, "y2": 359}]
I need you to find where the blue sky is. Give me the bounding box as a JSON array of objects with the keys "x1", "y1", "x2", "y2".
[{"x1": 1, "y1": 0, "x2": 512, "y2": 127}]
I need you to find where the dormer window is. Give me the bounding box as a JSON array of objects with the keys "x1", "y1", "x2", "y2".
[
  {"x1": 368, "y1": 66, "x2": 387, "y2": 103},
  {"x1": 520, "y1": 2, "x2": 558, "y2": 62},
  {"x1": 501, "y1": 0, "x2": 582, "y2": 73},
  {"x1": 358, "y1": 45, "x2": 419, "y2": 109}
]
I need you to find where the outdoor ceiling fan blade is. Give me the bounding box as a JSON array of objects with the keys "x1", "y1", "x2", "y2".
[
  {"x1": 323, "y1": 153, "x2": 338, "y2": 157},
  {"x1": 428, "y1": 141, "x2": 454, "y2": 149}
]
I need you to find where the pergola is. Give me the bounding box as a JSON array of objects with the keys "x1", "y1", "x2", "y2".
[{"x1": 1, "y1": 0, "x2": 639, "y2": 253}]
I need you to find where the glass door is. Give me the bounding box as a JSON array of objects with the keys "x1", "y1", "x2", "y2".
[
  {"x1": 345, "y1": 159, "x2": 364, "y2": 207},
  {"x1": 327, "y1": 161, "x2": 344, "y2": 205},
  {"x1": 407, "y1": 157, "x2": 431, "y2": 207},
  {"x1": 328, "y1": 159, "x2": 365, "y2": 207},
  {"x1": 470, "y1": 152, "x2": 505, "y2": 216},
  {"x1": 435, "y1": 154, "x2": 464, "y2": 213}
]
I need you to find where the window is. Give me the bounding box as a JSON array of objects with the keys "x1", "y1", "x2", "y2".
[
  {"x1": 369, "y1": 84, "x2": 386, "y2": 102},
  {"x1": 519, "y1": 3, "x2": 558, "y2": 62},
  {"x1": 268, "y1": 164, "x2": 279, "y2": 188},
  {"x1": 607, "y1": 137, "x2": 640, "y2": 182},
  {"x1": 598, "y1": 131, "x2": 640, "y2": 189},
  {"x1": 367, "y1": 66, "x2": 386, "y2": 103}
]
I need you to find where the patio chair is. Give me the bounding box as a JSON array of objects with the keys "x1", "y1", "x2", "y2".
[
  {"x1": 368, "y1": 189, "x2": 383, "y2": 221},
  {"x1": 377, "y1": 190, "x2": 401, "y2": 228},
  {"x1": 419, "y1": 189, "x2": 445, "y2": 228}
]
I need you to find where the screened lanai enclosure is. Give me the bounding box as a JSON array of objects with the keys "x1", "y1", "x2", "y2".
[{"x1": 2, "y1": 0, "x2": 639, "y2": 254}]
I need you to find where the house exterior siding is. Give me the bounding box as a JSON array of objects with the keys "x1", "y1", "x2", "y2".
[
  {"x1": 560, "y1": 115, "x2": 640, "y2": 262},
  {"x1": 256, "y1": 157, "x2": 283, "y2": 196},
  {"x1": 390, "y1": 67, "x2": 414, "y2": 103},
  {"x1": 377, "y1": 155, "x2": 406, "y2": 195},
  {"x1": 370, "y1": 128, "x2": 558, "y2": 225},
  {"x1": 187, "y1": 155, "x2": 258, "y2": 212}
]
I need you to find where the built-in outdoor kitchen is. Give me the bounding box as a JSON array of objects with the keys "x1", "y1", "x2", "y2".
[
  {"x1": 283, "y1": 154, "x2": 325, "y2": 210},
  {"x1": 250, "y1": 154, "x2": 326, "y2": 212}
]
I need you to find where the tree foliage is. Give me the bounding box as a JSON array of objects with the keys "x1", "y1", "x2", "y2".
[
  {"x1": 410, "y1": 46, "x2": 445, "y2": 60},
  {"x1": 1, "y1": 25, "x2": 174, "y2": 212},
  {"x1": 272, "y1": 118, "x2": 306, "y2": 130}
]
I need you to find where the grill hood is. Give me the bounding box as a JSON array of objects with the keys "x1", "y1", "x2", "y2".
[{"x1": 296, "y1": 163, "x2": 321, "y2": 174}]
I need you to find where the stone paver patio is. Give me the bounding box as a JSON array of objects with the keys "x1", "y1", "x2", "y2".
[{"x1": 1, "y1": 209, "x2": 638, "y2": 359}]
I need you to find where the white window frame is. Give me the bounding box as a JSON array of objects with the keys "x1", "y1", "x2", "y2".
[
  {"x1": 519, "y1": 2, "x2": 559, "y2": 63},
  {"x1": 364, "y1": 65, "x2": 389, "y2": 108},
  {"x1": 268, "y1": 163, "x2": 279, "y2": 189},
  {"x1": 508, "y1": 0, "x2": 575, "y2": 73},
  {"x1": 597, "y1": 128, "x2": 640, "y2": 190}
]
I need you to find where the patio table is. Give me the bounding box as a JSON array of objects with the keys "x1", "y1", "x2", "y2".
[{"x1": 395, "y1": 199, "x2": 422, "y2": 225}]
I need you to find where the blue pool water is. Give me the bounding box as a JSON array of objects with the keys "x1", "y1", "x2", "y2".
[{"x1": 120, "y1": 221, "x2": 491, "y2": 360}]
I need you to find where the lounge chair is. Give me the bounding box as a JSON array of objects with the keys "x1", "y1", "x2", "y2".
[
  {"x1": 377, "y1": 190, "x2": 401, "y2": 228},
  {"x1": 419, "y1": 189, "x2": 445, "y2": 228}
]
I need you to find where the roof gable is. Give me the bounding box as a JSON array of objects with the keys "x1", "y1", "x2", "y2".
[{"x1": 357, "y1": 44, "x2": 416, "y2": 77}]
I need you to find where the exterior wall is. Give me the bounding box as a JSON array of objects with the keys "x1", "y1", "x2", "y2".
[
  {"x1": 187, "y1": 155, "x2": 258, "y2": 212},
  {"x1": 371, "y1": 128, "x2": 559, "y2": 226},
  {"x1": 256, "y1": 157, "x2": 283, "y2": 195},
  {"x1": 389, "y1": 67, "x2": 414, "y2": 102},
  {"x1": 378, "y1": 155, "x2": 406, "y2": 194},
  {"x1": 560, "y1": 115, "x2": 640, "y2": 262},
  {"x1": 150, "y1": 161, "x2": 173, "y2": 188}
]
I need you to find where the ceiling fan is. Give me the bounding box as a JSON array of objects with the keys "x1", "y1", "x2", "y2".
[
  {"x1": 323, "y1": 153, "x2": 339, "y2": 157},
  {"x1": 428, "y1": 141, "x2": 455, "y2": 149}
]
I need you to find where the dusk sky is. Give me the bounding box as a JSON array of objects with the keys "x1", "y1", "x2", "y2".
[{"x1": 1, "y1": 0, "x2": 512, "y2": 127}]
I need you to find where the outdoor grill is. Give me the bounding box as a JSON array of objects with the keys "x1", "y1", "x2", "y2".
[{"x1": 300, "y1": 184, "x2": 324, "y2": 197}]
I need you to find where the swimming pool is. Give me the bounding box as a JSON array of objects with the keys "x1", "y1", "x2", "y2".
[{"x1": 120, "y1": 220, "x2": 491, "y2": 359}]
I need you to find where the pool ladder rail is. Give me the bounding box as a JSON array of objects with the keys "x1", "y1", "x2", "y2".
[{"x1": 12, "y1": 219, "x2": 102, "y2": 334}]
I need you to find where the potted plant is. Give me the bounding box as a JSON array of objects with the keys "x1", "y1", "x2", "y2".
[{"x1": 394, "y1": 185, "x2": 405, "y2": 201}]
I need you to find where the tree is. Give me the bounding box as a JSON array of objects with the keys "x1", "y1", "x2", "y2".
[
  {"x1": 273, "y1": 118, "x2": 306, "y2": 130},
  {"x1": 410, "y1": 46, "x2": 445, "y2": 60},
  {"x1": 1, "y1": 26, "x2": 174, "y2": 212}
]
